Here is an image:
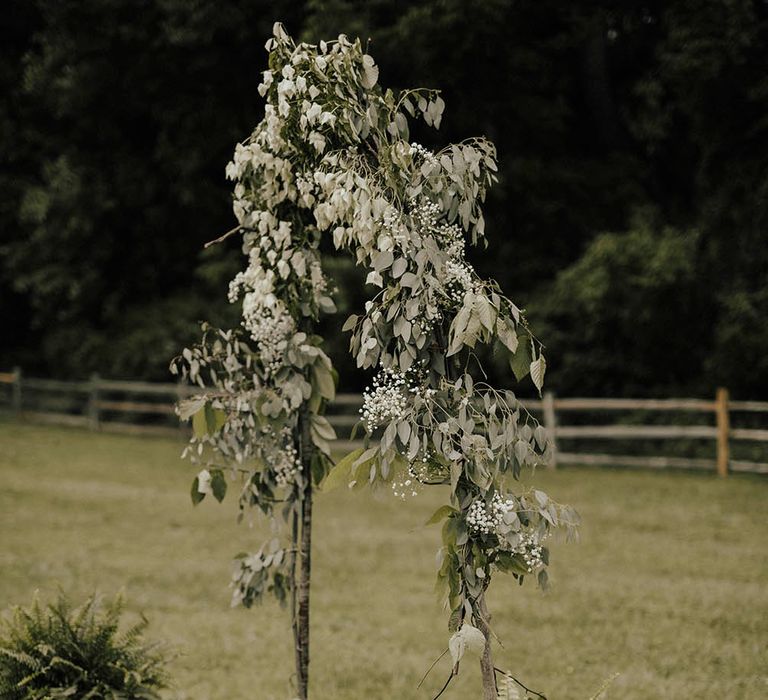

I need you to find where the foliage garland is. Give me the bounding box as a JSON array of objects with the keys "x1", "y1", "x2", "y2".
[{"x1": 172, "y1": 23, "x2": 578, "y2": 699}]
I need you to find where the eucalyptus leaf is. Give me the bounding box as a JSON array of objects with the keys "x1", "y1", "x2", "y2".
[
  {"x1": 530, "y1": 355, "x2": 547, "y2": 394},
  {"x1": 425, "y1": 505, "x2": 457, "y2": 526},
  {"x1": 211, "y1": 470, "x2": 227, "y2": 502},
  {"x1": 321, "y1": 448, "x2": 364, "y2": 491},
  {"x1": 448, "y1": 623, "x2": 485, "y2": 665},
  {"x1": 509, "y1": 335, "x2": 532, "y2": 381},
  {"x1": 190, "y1": 477, "x2": 205, "y2": 505}
]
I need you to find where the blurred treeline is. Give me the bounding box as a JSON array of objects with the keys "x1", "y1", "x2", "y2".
[{"x1": 2, "y1": 0, "x2": 767, "y2": 398}]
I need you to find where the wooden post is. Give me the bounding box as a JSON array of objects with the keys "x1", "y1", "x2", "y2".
[
  {"x1": 542, "y1": 390, "x2": 558, "y2": 468},
  {"x1": 176, "y1": 381, "x2": 185, "y2": 435},
  {"x1": 88, "y1": 373, "x2": 101, "y2": 431},
  {"x1": 11, "y1": 366, "x2": 22, "y2": 414},
  {"x1": 715, "y1": 387, "x2": 729, "y2": 478},
  {"x1": 295, "y1": 404, "x2": 313, "y2": 700}
]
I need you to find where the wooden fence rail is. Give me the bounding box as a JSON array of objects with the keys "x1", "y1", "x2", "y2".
[{"x1": 2, "y1": 367, "x2": 767, "y2": 476}]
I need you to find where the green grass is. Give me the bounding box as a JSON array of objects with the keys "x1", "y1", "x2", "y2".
[{"x1": 1, "y1": 419, "x2": 766, "y2": 699}]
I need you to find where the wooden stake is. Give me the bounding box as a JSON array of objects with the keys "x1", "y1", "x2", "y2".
[
  {"x1": 296, "y1": 406, "x2": 313, "y2": 699},
  {"x1": 715, "y1": 387, "x2": 730, "y2": 478}
]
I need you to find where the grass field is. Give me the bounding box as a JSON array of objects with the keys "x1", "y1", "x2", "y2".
[{"x1": 0, "y1": 419, "x2": 766, "y2": 699}]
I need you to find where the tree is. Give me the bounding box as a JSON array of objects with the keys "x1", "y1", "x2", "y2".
[
  {"x1": 174, "y1": 25, "x2": 577, "y2": 699},
  {"x1": 530, "y1": 209, "x2": 710, "y2": 397},
  {"x1": 1, "y1": 0, "x2": 305, "y2": 379}
]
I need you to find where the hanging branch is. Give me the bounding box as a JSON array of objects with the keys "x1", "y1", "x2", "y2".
[
  {"x1": 417, "y1": 648, "x2": 449, "y2": 689},
  {"x1": 203, "y1": 224, "x2": 241, "y2": 249},
  {"x1": 493, "y1": 667, "x2": 548, "y2": 700},
  {"x1": 432, "y1": 670, "x2": 456, "y2": 700}
]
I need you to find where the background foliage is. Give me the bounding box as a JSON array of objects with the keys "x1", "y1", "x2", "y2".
[{"x1": 2, "y1": 0, "x2": 767, "y2": 397}]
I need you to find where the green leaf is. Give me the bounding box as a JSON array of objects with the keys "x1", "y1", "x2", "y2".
[
  {"x1": 191, "y1": 406, "x2": 208, "y2": 438},
  {"x1": 190, "y1": 478, "x2": 205, "y2": 505},
  {"x1": 342, "y1": 314, "x2": 358, "y2": 332},
  {"x1": 321, "y1": 448, "x2": 364, "y2": 491},
  {"x1": 311, "y1": 451, "x2": 330, "y2": 485},
  {"x1": 211, "y1": 471, "x2": 227, "y2": 502},
  {"x1": 426, "y1": 505, "x2": 457, "y2": 526},
  {"x1": 372, "y1": 250, "x2": 394, "y2": 271},
  {"x1": 448, "y1": 607, "x2": 462, "y2": 633},
  {"x1": 530, "y1": 355, "x2": 547, "y2": 394},
  {"x1": 475, "y1": 295, "x2": 496, "y2": 332},
  {"x1": 448, "y1": 624, "x2": 485, "y2": 665},
  {"x1": 308, "y1": 388, "x2": 322, "y2": 414},
  {"x1": 391, "y1": 257, "x2": 407, "y2": 278},
  {"x1": 205, "y1": 404, "x2": 226, "y2": 434},
  {"x1": 312, "y1": 362, "x2": 336, "y2": 401},
  {"x1": 310, "y1": 414, "x2": 336, "y2": 441},
  {"x1": 496, "y1": 317, "x2": 518, "y2": 354},
  {"x1": 191, "y1": 402, "x2": 225, "y2": 437},
  {"x1": 509, "y1": 335, "x2": 532, "y2": 381},
  {"x1": 537, "y1": 569, "x2": 549, "y2": 592},
  {"x1": 177, "y1": 396, "x2": 206, "y2": 421},
  {"x1": 360, "y1": 54, "x2": 379, "y2": 89}
]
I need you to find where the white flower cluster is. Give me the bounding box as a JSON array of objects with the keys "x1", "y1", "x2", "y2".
[
  {"x1": 391, "y1": 472, "x2": 419, "y2": 500},
  {"x1": 391, "y1": 452, "x2": 442, "y2": 499},
  {"x1": 360, "y1": 367, "x2": 410, "y2": 432},
  {"x1": 510, "y1": 532, "x2": 545, "y2": 573},
  {"x1": 444, "y1": 259, "x2": 477, "y2": 303},
  {"x1": 407, "y1": 197, "x2": 476, "y2": 307},
  {"x1": 270, "y1": 426, "x2": 302, "y2": 488},
  {"x1": 378, "y1": 207, "x2": 410, "y2": 249},
  {"x1": 243, "y1": 299, "x2": 296, "y2": 376},
  {"x1": 466, "y1": 493, "x2": 516, "y2": 536},
  {"x1": 410, "y1": 198, "x2": 442, "y2": 231},
  {"x1": 409, "y1": 142, "x2": 438, "y2": 166},
  {"x1": 410, "y1": 198, "x2": 464, "y2": 256}
]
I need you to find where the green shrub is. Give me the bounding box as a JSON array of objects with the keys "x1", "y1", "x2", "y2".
[{"x1": 0, "y1": 593, "x2": 169, "y2": 699}]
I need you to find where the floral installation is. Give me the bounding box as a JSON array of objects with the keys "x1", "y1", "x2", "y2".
[{"x1": 172, "y1": 24, "x2": 578, "y2": 699}]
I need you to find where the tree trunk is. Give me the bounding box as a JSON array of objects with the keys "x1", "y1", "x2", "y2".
[
  {"x1": 295, "y1": 406, "x2": 314, "y2": 699},
  {"x1": 297, "y1": 481, "x2": 312, "y2": 698},
  {"x1": 290, "y1": 507, "x2": 302, "y2": 696},
  {"x1": 475, "y1": 592, "x2": 497, "y2": 699}
]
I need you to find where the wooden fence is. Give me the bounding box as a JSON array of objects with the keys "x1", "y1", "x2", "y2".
[{"x1": 1, "y1": 368, "x2": 767, "y2": 476}]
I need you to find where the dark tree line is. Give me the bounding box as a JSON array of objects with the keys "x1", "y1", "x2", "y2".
[{"x1": 2, "y1": 0, "x2": 767, "y2": 398}]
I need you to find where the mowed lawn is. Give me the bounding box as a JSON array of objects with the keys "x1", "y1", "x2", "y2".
[{"x1": 0, "y1": 419, "x2": 766, "y2": 699}]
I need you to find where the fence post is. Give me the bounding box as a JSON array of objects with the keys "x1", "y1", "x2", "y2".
[
  {"x1": 88, "y1": 373, "x2": 101, "y2": 431},
  {"x1": 542, "y1": 390, "x2": 558, "y2": 468},
  {"x1": 12, "y1": 366, "x2": 22, "y2": 414},
  {"x1": 175, "y1": 380, "x2": 185, "y2": 434},
  {"x1": 715, "y1": 387, "x2": 729, "y2": 478}
]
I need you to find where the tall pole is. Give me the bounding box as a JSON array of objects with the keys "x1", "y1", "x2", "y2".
[{"x1": 296, "y1": 404, "x2": 313, "y2": 699}]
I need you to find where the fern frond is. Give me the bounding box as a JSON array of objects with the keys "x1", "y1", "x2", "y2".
[{"x1": 0, "y1": 592, "x2": 169, "y2": 699}]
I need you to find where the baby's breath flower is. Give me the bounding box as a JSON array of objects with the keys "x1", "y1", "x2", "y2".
[
  {"x1": 360, "y1": 367, "x2": 410, "y2": 432},
  {"x1": 466, "y1": 493, "x2": 516, "y2": 536}
]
